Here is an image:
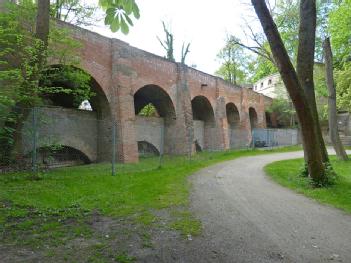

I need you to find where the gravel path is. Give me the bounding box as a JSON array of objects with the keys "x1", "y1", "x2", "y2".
[{"x1": 189, "y1": 151, "x2": 351, "y2": 263}]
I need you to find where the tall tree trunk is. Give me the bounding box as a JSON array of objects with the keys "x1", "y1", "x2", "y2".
[
  {"x1": 296, "y1": 0, "x2": 329, "y2": 164},
  {"x1": 12, "y1": 0, "x2": 50, "y2": 162},
  {"x1": 251, "y1": 0, "x2": 326, "y2": 182},
  {"x1": 323, "y1": 37, "x2": 349, "y2": 160},
  {"x1": 36, "y1": 0, "x2": 50, "y2": 64}
]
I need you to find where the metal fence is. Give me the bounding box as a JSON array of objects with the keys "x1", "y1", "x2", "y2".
[
  {"x1": 252, "y1": 128, "x2": 299, "y2": 148},
  {"x1": 0, "y1": 106, "x2": 300, "y2": 175}
]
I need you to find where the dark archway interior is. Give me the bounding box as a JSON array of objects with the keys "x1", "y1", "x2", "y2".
[
  {"x1": 249, "y1": 107, "x2": 258, "y2": 129},
  {"x1": 226, "y1": 103, "x2": 240, "y2": 129},
  {"x1": 134, "y1": 85, "x2": 176, "y2": 120},
  {"x1": 41, "y1": 65, "x2": 111, "y2": 120},
  {"x1": 265, "y1": 112, "x2": 273, "y2": 128},
  {"x1": 191, "y1": 96, "x2": 215, "y2": 125},
  {"x1": 195, "y1": 140, "x2": 202, "y2": 152},
  {"x1": 38, "y1": 145, "x2": 91, "y2": 168},
  {"x1": 137, "y1": 141, "x2": 160, "y2": 157}
]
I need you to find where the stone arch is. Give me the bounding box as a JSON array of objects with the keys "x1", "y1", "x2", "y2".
[
  {"x1": 226, "y1": 103, "x2": 240, "y2": 128},
  {"x1": 134, "y1": 85, "x2": 176, "y2": 119},
  {"x1": 36, "y1": 145, "x2": 91, "y2": 168},
  {"x1": 249, "y1": 107, "x2": 258, "y2": 130},
  {"x1": 191, "y1": 96, "x2": 216, "y2": 150},
  {"x1": 39, "y1": 65, "x2": 112, "y2": 162},
  {"x1": 41, "y1": 64, "x2": 111, "y2": 120},
  {"x1": 226, "y1": 103, "x2": 241, "y2": 149},
  {"x1": 137, "y1": 141, "x2": 160, "y2": 157},
  {"x1": 134, "y1": 85, "x2": 176, "y2": 155},
  {"x1": 191, "y1": 96, "x2": 215, "y2": 124}
]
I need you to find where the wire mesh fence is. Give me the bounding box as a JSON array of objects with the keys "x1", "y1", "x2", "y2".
[
  {"x1": 0, "y1": 106, "x2": 300, "y2": 175},
  {"x1": 252, "y1": 128, "x2": 300, "y2": 148}
]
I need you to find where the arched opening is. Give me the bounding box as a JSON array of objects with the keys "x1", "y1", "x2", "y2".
[
  {"x1": 249, "y1": 107, "x2": 258, "y2": 130},
  {"x1": 40, "y1": 65, "x2": 111, "y2": 119},
  {"x1": 191, "y1": 96, "x2": 216, "y2": 151},
  {"x1": 265, "y1": 112, "x2": 273, "y2": 128},
  {"x1": 226, "y1": 103, "x2": 240, "y2": 129},
  {"x1": 39, "y1": 65, "x2": 112, "y2": 163},
  {"x1": 137, "y1": 141, "x2": 160, "y2": 157},
  {"x1": 37, "y1": 145, "x2": 91, "y2": 168},
  {"x1": 134, "y1": 85, "x2": 176, "y2": 119},
  {"x1": 134, "y1": 85, "x2": 176, "y2": 156},
  {"x1": 226, "y1": 103, "x2": 241, "y2": 148}
]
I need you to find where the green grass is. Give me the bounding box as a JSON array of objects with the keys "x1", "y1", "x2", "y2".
[
  {"x1": 1, "y1": 146, "x2": 301, "y2": 217},
  {"x1": 0, "y1": 145, "x2": 302, "y2": 254},
  {"x1": 265, "y1": 156, "x2": 351, "y2": 213}
]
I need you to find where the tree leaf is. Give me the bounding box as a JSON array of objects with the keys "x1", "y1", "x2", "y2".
[
  {"x1": 124, "y1": 13, "x2": 133, "y2": 26},
  {"x1": 132, "y1": 2, "x2": 140, "y2": 19},
  {"x1": 110, "y1": 15, "x2": 120, "y2": 32},
  {"x1": 120, "y1": 15, "x2": 129, "y2": 34}
]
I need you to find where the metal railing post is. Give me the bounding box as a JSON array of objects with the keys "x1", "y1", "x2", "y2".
[
  {"x1": 32, "y1": 107, "x2": 38, "y2": 173},
  {"x1": 158, "y1": 122, "x2": 165, "y2": 168},
  {"x1": 112, "y1": 121, "x2": 116, "y2": 176}
]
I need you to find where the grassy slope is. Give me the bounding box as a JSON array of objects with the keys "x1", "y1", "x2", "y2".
[
  {"x1": 265, "y1": 156, "x2": 351, "y2": 213},
  {"x1": 0, "y1": 146, "x2": 304, "y2": 260},
  {"x1": 1, "y1": 147, "x2": 301, "y2": 229}
]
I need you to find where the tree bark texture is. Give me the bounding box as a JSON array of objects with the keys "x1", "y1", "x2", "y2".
[
  {"x1": 296, "y1": 0, "x2": 329, "y2": 163},
  {"x1": 36, "y1": 0, "x2": 50, "y2": 46},
  {"x1": 251, "y1": 0, "x2": 326, "y2": 182},
  {"x1": 323, "y1": 37, "x2": 348, "y2": 160}
]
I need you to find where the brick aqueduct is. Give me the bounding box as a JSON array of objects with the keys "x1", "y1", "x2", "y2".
[{"x1": 34, "y1": 23, "x2": 274, "y2": 164}]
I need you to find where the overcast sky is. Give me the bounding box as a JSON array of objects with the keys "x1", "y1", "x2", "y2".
[{"x1": 85, "y1": 0, "x2": 259, "y2": 75}]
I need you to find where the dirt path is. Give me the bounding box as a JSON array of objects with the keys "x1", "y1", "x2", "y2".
[{"x1": 187, "y1": 151, "x2": 351, "y2": 262}]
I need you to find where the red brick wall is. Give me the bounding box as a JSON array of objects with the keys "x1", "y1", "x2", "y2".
[{"x1": 60, "y1": 22, "x2": 272, "y2": 162}]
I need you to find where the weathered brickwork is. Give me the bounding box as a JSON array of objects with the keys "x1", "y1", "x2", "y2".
[{"x1": 55, "y1": 21, "x2": 272, "y2": 163}]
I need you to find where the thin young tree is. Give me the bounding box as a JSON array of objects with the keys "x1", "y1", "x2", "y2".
[
  {"x1": 157, "y1": 21, "x2": 175, "y2": 62},
  {"x1": 181, "y1": 42, "x2": 190, "y2": 64},
  {"x1": 323, "y1": 37, "x2": 348, "y2": 160}
]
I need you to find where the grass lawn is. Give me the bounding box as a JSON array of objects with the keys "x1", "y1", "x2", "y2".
[
  {"x1": 0, "y1": 146, "x2": 301, "y2": 261},
  {"x1": 265, "y1": 156, "x2": 351, "y2": 214}
]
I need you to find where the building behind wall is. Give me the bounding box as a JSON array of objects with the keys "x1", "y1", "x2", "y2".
[{"x1": 253, "y1": 73, "x2": 285, "y2": 99}]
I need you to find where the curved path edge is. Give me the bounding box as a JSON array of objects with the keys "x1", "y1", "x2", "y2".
[{"x1": 189, "y1": 150, "x2": 351, "y2": 262}]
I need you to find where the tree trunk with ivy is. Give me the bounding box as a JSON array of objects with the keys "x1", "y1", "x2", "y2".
[
  {"x1": 324, "y1": 37, "x2": 348, "y2": 161},
  {"x1": 251, "y1": 0, "x2": 327, "y2": 184}
]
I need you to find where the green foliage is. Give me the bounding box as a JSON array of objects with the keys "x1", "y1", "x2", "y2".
[
  {"x1": 40, "y1": 66, "x2": 94, "y2": 107},
  {"x1": 215, "y1": 36, "x2": 251, "y2": 84},
  {"x1": 329, "y1": 0, "x2": 351, "y2": 64},
  {"x1": 266, "y1": 82, "x2": 296, "y2": 127},
  {"x1": 99, "y1": 0, "x2": 140, "y2": 34},
  {"x1": 0, "y1": 1, "x2": 93, "y2": 165},
  {"x1": 115, "y1": 253, "x2": 136, "y2": 263},
  {"x1": 274, "y1": 0, "x2": 300, "y2": 62},
  {"x1": 335, "y1": 62, "x2": 351, "y2": 111},
  {"x1": 138, "y1": 103, "x2": 158, "y2": 117},
  {"x1": 299, "y1": 162, "x2": 309, "y2": 177},
  {"x1": 52, "y1": 0, "x2": 98, "y2": 26},
  {"x1": 242, "y1": 0, "x2": 328, "y2": 83},
  {"x1": 249, "y1": 54, "x2": 277, "y2": 83}
]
